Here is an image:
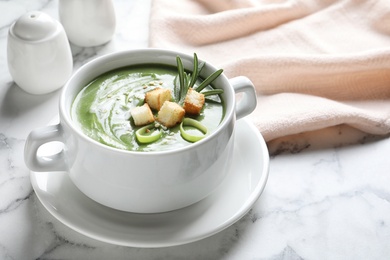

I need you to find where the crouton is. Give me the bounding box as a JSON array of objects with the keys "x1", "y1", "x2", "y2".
[
  {"x1": 131, "y1": 103, "x2": 155, "y2": 126},
  {"x1": 145, "y1": 87, "x2": 172, "y2": 111},
  {"x1": 183, "y1": 88, "x2": 205, "y2": 115},
  {"x1": 157, "y1": 101, "x2": 185, "y2": 128}
]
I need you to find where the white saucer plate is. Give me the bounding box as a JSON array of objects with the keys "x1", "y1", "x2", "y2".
[{"x1": 31, "y1": 118, "x2": 269, "y2": 248}]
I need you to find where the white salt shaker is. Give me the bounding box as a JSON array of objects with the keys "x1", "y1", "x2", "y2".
[
  {"x1": 7, "y1": 11, "x2": 73, "y2": 95},
  {"x1": 59, "y1": 0, "x2": 116, "y2": 47}
]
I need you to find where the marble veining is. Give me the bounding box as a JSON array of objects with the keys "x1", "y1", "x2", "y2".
[{"x1": 0, "y1": 0, "x2": 390, "y2": 259}]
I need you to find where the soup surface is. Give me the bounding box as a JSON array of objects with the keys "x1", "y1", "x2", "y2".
[{"x1": 71, "y1": 64, "x2": 224, "y2": 152}]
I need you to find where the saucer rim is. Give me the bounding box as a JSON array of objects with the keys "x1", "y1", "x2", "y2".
[{"x1": 30, "y1": 118, "x2": 269, "y2": 247}]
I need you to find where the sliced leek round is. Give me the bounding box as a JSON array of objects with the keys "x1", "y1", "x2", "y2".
[
  {"x1": 180, "y1": 118, "x2": 208, "y2": 143},
  {"x1": 135, "y1": 124, "x2": 162, "y2": 144}
]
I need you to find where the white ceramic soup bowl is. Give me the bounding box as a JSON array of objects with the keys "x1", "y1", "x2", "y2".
[{"x1": 24, "y1": 49, "x2": 257, "y2": 213}]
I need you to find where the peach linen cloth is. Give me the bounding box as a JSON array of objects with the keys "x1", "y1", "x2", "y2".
[{"x1": 148, "y1": 0, "x2": 390, "y2": 142}]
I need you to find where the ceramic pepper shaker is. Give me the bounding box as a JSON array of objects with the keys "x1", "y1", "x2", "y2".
[
  {"x1": 7, "y1": 11, "x2": 73, "y2": 95},
  {"x1": 59, "y1": 0, "x2": 116, "y2": 47}
]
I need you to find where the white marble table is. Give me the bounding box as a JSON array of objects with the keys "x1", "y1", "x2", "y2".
[{"x1": 1, "y1": 0, "x2": 390, "y2": 259}]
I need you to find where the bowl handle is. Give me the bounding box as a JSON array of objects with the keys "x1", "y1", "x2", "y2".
[
  {"x1": 24, "y1": 124, "x2": 67, "y2": 172},
  {"x1": 230, "y1": 76, "x2": 257, "y2": 120}
]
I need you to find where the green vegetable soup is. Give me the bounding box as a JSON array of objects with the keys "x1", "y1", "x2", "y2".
[{"x1": 71, "y1": 64, "x2": 225, "y2": 152}]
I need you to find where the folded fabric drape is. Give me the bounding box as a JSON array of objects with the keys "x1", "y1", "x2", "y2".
[{"x1": 149, "y1": 0, "x2": 390, "y2": 142}]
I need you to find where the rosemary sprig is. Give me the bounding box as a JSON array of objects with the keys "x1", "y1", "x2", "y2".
[
  {"x1": 202, "y1": 89, "x2": 224, "y2": 97},
  {"x1": 176, "y1": 56, "x2": 186, "y2": 102},
  {"x1": 195, "y1": 68, "x2": 223, "y2": 92},
  {"x1": 174, "y1": 53, "x2": 223, "y2": 105},
  {"x1": 188, "y1": 53, "x2": 205, "y2": 89}
]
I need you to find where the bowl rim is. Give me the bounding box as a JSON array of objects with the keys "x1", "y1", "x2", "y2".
[{"x1": 60, "y1": 48, "x2": 236, "y2": 156}]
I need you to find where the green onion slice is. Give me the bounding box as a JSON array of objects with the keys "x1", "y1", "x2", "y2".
[
  {"x1": 180, "y1": 118, "x2": 208, "y2": 143},
  {"x1": 135, "y1": 124, "x2": 162, "y2": 144}
]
